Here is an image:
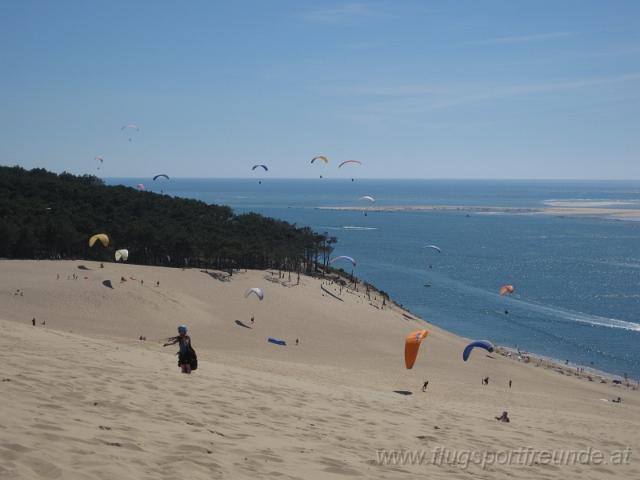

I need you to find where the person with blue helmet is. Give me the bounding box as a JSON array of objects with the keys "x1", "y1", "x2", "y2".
[{"x1": 163, "y1": 324, "x2": 197, "y2": 374}]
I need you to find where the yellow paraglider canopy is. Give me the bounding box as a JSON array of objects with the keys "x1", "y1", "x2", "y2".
[
  {"x1": 89, "y1": 233, "x2": 109, "y2": 248},
  {"x1": 404, "y1": 329, "x2": 429, "y2": 369}
]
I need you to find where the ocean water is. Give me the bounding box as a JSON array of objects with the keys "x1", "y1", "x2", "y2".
[{"x1": 109, "y1": 178, "x2": 640, "y2": 379}]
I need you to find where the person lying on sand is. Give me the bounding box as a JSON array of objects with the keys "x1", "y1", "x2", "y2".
[
  {"x1": 163, "y1": 325, "x2": 197, "y2": 374},
  {"x1": 495, "y1": 411, "x2": 510, "y2": 422}
]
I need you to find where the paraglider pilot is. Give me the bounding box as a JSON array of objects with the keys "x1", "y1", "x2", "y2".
[{"x1": 164, "y1": 325, "x2": 197, "y2": 374}]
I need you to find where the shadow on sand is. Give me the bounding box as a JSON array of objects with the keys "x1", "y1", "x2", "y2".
[
  {"x1": 201, "y1": 270, "x2": 231, "y2": 282},
  {"x1": 78, "y1": 265, "x2": 91, "y2": 270},
  {"x1": 393, "y1": 390, "x2": 413, "y2": 396},
  {"x1": 102, "y1": 280, "x2": 113, "y2": 289},
  {"x1": 234, "y1": 320, "x2": 252, "y2": 329},
  {"x1": 320, "y1": 284, "x2": 344, "y2": 302}
]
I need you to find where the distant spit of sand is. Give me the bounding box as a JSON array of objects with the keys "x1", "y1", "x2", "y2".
[{"x1": 318, "y1": 204, "x2": 640, "y2": 220}]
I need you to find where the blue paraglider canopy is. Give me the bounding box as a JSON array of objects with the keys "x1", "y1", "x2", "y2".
[
  {"x1": 462, "y1": 340, "x2": 494, "y2": 361},
  {"x1": 268, "y1": 337, "x2": 287, "y2": 346}
]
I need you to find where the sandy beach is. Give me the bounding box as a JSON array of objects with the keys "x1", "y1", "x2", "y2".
[
  {"x1": 1, "y1": 260, "x2": 638, "y2": 479},
  {"x1": 318, "y1": 204, "x2": 640, "y2": 221}
]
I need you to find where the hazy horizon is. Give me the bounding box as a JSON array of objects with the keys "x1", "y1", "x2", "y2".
[{"x1": 2, "y1": 1, "x2": 639, "y2": 180}]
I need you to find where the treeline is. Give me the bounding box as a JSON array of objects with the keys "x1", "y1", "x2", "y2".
[{"x1": 0, "y1": 166, "x2": 336, "y2": 274}]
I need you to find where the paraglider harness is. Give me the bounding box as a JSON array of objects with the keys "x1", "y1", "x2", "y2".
[{"x1": 179, "y1": 344, "x2": 198, "y2": 371}]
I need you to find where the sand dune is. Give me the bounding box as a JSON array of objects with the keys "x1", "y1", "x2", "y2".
[
  {"x1": 319, "y1": 204, "x2": 640, "y2": 220},
  {"x1": 0, "y1": 260, "x2": 638, "y2": 479}
]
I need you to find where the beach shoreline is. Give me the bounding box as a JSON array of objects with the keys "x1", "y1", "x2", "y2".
[{"x1": 317, "y1": 204, "x2": 640, "y2": 220}]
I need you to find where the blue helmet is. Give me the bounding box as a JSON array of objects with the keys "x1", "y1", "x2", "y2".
[{"x1": 177, "y1": 325, "x2": 187, "y2": 334}]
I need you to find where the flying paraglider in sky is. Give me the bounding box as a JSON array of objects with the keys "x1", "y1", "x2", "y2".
[
  {"x1": 153, "y1": 174, "x2": 170, "y2": 181},
  {"x1": 338, "y1": 160, "x2": 362, "y2": 168},
  {"x1": 121, "y1": 124, "x2": 140, "y2": 142},
  {"x1": 89, "y1": 233, "x2": 109, "y2": 248},
  {"x1": 251, "y1": 165, "x2": 268, "y2": 183},
  {"x1": 405, "y1": 329, "x2": 429, "y2": 369},
  {"x1": 95, "y1": 156, "x2": 104, "y2": 170},
  {"x1": 311, "y1": 156, "x2": 329, "y2": 178},
  {"x1": 423, "y1": 245, "x2": 442, "y2": 254},
  {"x1": 359, "y1": 195, "x2": 375, "y2": 202},
  {"x1": 245, "y1": 287, "x2": 264, "y2": 301},
  {"x1": 462, "y1": 340, "x2": 494, "y2": 361},
  {"x1": 499, "y1": 285, "x2": 514, "y2": 296},
  {"x1": 115, "y1": 249, "x2": 129, "y2": 262},
  {"x1": 329, "y1": 256, "x2": 357, "y2": 267}
]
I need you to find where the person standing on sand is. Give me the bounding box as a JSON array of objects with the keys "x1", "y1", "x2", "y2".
[
  {"x1": 422, "y1": 381, "x2": 429, "y2": 392},
  {"x1": 163, "y1": 325, "x2": 197, "y2": 374},
  {"x1": 509, "y1": 380, "x2": 512, "y2": 388},
  {"x1": 32, "y1": 318, "x2": 35, "y2": 326},
  {"x1": 250, "y1": 316, "x2": 254, "y2": 324}
]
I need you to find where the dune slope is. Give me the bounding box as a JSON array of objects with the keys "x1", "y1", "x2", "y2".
[{"x1": 0, "y1": 260, "x2": 638, "y2": 479}]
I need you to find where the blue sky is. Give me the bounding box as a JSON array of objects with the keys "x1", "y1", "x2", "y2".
[{"x1": 1, "y1": 1, "x2": 639, "y2": 179}]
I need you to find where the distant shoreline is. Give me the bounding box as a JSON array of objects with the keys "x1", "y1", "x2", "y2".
[{"x1": 317, "y1": 204, "x2": 640, "y2": 220}]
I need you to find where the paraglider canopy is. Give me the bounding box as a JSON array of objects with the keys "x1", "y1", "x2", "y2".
[
  {"x1": 329, "y1": 256, "x2": 356, "y2": 267},
  {"x1": 423, "y1": 245, "x2": 442, "y2": 253},
  {"x1": 122, "y1": 124, "x2": 139, "y2": 142},
  {"x1": 499, "y1": 285, "x2": 514, "y2": 296},
  {"x1": 338, "y1": 160, "x2": 362, "y2": 168},
  {"x1": 115, "y1": 249, "x2": 129, "y2": 262},
  {"x1": 136, "y1": 183, "x2": 145, "y2": 190},
  {"x1": 89, "y1": 233, "x2": 109, "y2": 248},
  {"x1": 311, "y1": 156, "x2": 329, "y2": 164},
  {"x1": 405, "y1": 329, "x2": 429, "y2": 369},
  {"x1": 462, "y1": 340, "x2": 494, "y2": 361},
  {"x1": 153, "y1": 174, "x2": 170, "y2": 181},
  {"x1": 251, "y1": 164, "x2": 269, "y2": 171},
  {"x1": 245, "y1": 287, "x2": 264, "y2": 300},
  {"x1": 359, "y1": 195, "x2": 375, "y2": 202}
]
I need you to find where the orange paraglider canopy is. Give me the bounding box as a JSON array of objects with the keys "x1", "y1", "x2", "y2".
[
  {"x1": 499, "y1": 285, "x2": 514, "y2": 296},
  {"x1": 405, "y1": 329, "x2": 429, "y2": 369}
]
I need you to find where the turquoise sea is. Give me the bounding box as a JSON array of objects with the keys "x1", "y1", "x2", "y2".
[{"x1": 109, "y1": 178, "x2": 640, "y2": 380}]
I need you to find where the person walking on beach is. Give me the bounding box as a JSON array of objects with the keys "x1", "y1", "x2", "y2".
[
  {"x1": 250, "y1": 316, "x2": 254, "y2": 325},
  {"x1": 509, "y1": 379, "x2": 512, "y2": 388},
  {"x1": 32, "y1": 317, "x2": 35, "y2": 327},
  {"x1": 483, "y1": 376, "x2": 489, "y2": 386},
  {"x1": 163, "y1": 325, "x2": 197, "y2": 374},
  {"x1": 422, "y1": 381, "x2": 429, "y2": 392}
]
